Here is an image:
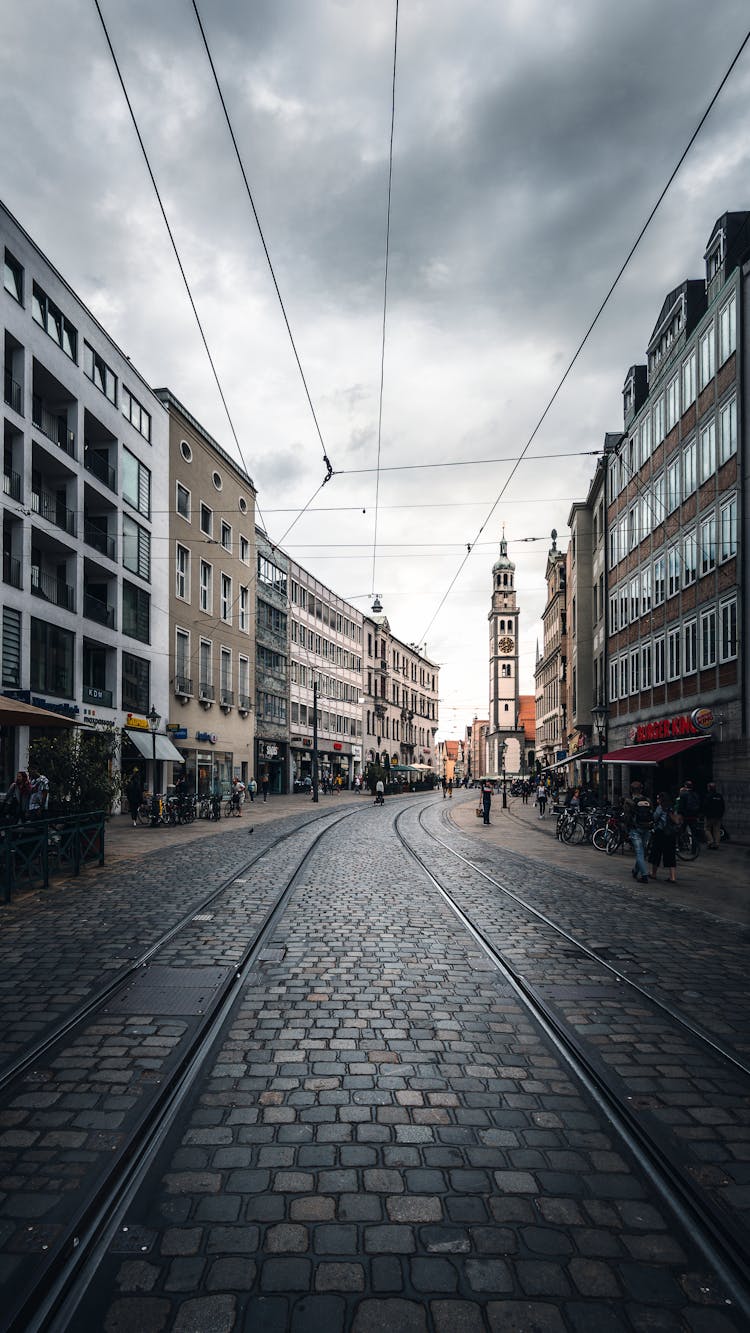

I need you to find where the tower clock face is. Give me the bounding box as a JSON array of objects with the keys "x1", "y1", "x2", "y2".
[{"x1": 498, "y1": 636, "x2": 514, "y2": 653}]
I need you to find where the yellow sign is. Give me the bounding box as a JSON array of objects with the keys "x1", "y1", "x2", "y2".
[{"x1": 126, "y1": 714, "x2": 149, "y2": 730}]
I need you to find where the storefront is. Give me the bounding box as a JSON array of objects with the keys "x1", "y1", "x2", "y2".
[
  {"x1": 256, "y1": 739, "x2": 288, "y2": 795},
  {"x1": 589, "y1": 707, "x2": 715, "y2": 801},
  {"x1": 291, "y1": 738, "x2": 359, "y2": 791}
]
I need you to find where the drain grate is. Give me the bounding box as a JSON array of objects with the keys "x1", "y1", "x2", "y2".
[{"x1": 104, "y1": 965, "x2": 231, "y2": 1016}]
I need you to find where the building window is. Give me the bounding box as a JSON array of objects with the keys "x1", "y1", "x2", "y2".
[
  {"x1": 258, "y1": 554, "x2": 288, "y2": 595},
  {"x1": 220, "y1": 648, "x2": 232, "y2": 698},
  {"x1": 200, "y1": 503, "x2": 213, "y2": 537},
  {"x1": 122, "y1": 448, "x2": 151, "y2": 519},
  {"x1": 667, "y1": 545, "x2": 680, "y2": 598},
  {"x1": 628, "y1": 506, "x2": 638, "y2": 551},
  {"x1": 652, "y1": 474, "x2": 665, "y2": 525},
  {"x1": 683, "y1": 530, "x2": 697, "y2": 586},
  {"x1": 2, "y1": 606, "x2": 22, "y2": 687},
  {"x1": 122, "y1": 651, "x2": 149, "y2": 713},
  {"x1": 653, "y1": 555, "x2": 665, "y2": 607},
  {"x1": 32, "y1": 282, "x2": 77, "y2": 360},
  {"x1": 718, "y1": 293, "x2": 736, "y2": 365},
  {"x1": 3, "y1": 249, "x2": 23, "y2": 304},
  {"x1": 200, "y1": 561, "x2": 212, "y2": 613},
  {"x1": 701, "y1": 608, "x2": 716, "y2": 668},
  {"x1": 700, "y1": 421, "x2": 715, "y2": 482},
  {"x1": 619, "y1": 655, "x2": 629, "y2": 699},
  {"x1": 123, "y1": 515, "x2": 151, "y2": 581},
  {"x1": 221, "y1": 521, "x2": 232, "y2": 551},
  {"x1": 608, "y1": 592, "x2": 618, "y2": 632},
  {"x1": 641, "y1": 641, "x2": 652, "y2": 689},
  {"x1": 629, "y1": 576, "x2": 639, "y2": 622},
  {"x1": 618, "y1": 585, "x2": 628, "y2": 629},
  {"x1": 683, "y1": 619, "x2": 697, "y2": 675},
  {"x1": 653, "y1": 395, "x2": 665, "y2": 444},
  {"x1": 84, "y1": 342, "x2": 117, "y2": 404},
  {"x1": 239, "y1": 585, "x2": 249, "y2": 632},
  {"x1": 700, "y1": 514, "x2": 716, "y2": 575},
  {"x1": 630, "y1": 649, "x2": 639, "y2": 694},
  {"x1": 199, "y1": 639, "x2": 212, "y2": 694},
  {"x1": 121, "y1": 386, "x2": 151, "y2": 441},
  {"x1": 176, "y1": 482, "x2": 191, "y2": 521},
  {"x1": 239, "y1": 655, "x2": 250, "y2": 705},
  {"x1": 699, "y1": 323, "x2": 715, "y2": 389},
  {"x1": 719, "y1": 496, "x2": 737, "y2": 561},
  {"x1": 212, "y1": 470, "x2": 223, "y2": 491},
  {"x1": 609, "y1": 659, "x2": 618, "y2": 702},
  {"x1": 682, "y1": 439, "x2": 696, "y2": 498},
  {"x1": 682, "y1": 351, "x2": 696, "y2": 409},
  {"x1": 654, "y1": 636, "x2": 665, "y2": 686},
  {"x1": 122, "y1": 581, "x2": 150, "y2": 643},
  {"x1": 719, "y1": 398, "x2": 737, "y2": 463},
  {"x1": 666, "y1": 375, "x2": 679, "y2": 431},
  {"x1": 176, "y1": 544, "x2": 190, "y2": 600},
  {"x1": 221, "y1": 573, "x2": 232, "y2": 622},
  {"x1": 719, "y1": 597, "x2": 737, "y2": 662},
  {"x1": 667, "y1": 628, "x2": 680, "y2": 681},
  {"x1": 667, "y1": 459, "x2": 680, "y2": 513},
  {"x1": 641, "y1": 565, "x2": 652, "y2": 613},
  {"x1": 240, "y1": 535, "x2": 250, "y2": 564},
  {"x1": 639, "y1": 414, "x2": 651, "y2": 465}
]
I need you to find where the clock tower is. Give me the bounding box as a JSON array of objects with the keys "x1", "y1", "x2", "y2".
[{"x1": 487, "y1": 531, "x2": 522, "y2": 776}]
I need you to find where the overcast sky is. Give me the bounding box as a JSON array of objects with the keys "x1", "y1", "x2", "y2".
[{"x1": 3, "y1": 1, "x2": 749, "y2": 737}]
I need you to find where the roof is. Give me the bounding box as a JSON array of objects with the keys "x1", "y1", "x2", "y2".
[{"x1": 518, "y1": 695, "x2": 536, "y2": 741}]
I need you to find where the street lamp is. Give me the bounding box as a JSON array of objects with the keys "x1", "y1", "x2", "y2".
[
  {"x1": 148, "y1": 704, "x2": 160, "y2": 824},
  {"x1": 501, "y1": 741, "x2": 507, "y2": 809},
  {"x1": 591, "y1": 700, "x2": 608, "y2": 804},
  {"x1": 312, "y1": 678, "x2": 319, "y2": 803}
]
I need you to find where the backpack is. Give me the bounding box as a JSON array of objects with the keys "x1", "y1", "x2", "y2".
[{"x1": 634, "y1": 797, "x2": 653, "y2": 829}]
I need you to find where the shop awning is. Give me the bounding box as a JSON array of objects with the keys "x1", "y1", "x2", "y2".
[
  {"x1": 126, "y1": 730, "x2": 185, "y2": 763},
  {"x1": 543, "y1": 755, "x2": 573, "y2": 772},
  {"x1": 0, "y1": 695, "x2": 76, "y2": 727},
  {"x1": 596, "y1": 736, "x2": 710, "y2": 766}
]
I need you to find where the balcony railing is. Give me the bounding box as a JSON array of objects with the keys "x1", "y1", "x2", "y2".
[
  {"x1": 31, "y1": 567, "x2": 76, "y2": 612},
  {"x1": 31, "y1": 487, "x2": 76, "y2": 536},
  {"x1": 83, "y1": 592, "x2": 115, "y2": 628},
  {"x1": 3, "y1": 470, "x2": 21, "y2": 501},
  {"x1": 2, "y1": 553, "x2": 21, "y2": 588},
  {"x1": 83, "y1": 683, "x2": 113, "y2": 708},
  {"x1": 238, "y1": 693, "x2": 251, "y2": 712},
  {"x1": 83, "y1": 520, "x2": 115, "y2": 560},
  {"x1": 84, "y1": 446, "x2": 116, "y2": 492},
  {"x1": 32, "y1": 396, "x2": 75, "y2": 456},
  {"x1": 4, "y1": 369, "x2": 22, "y2": 414},
  {"x1": 199, "y1": 682, "x2": 215, "y2": 702},
  {"x1": 220, "y1": 689, "x2": 234, "y2": 708},
  {"x1": 174, "y1": 675, "x2": 193, "y2": 697}
]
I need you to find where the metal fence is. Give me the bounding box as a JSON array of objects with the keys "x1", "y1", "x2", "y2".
[{"x1": 0, "y1": 812, "x2": 106, "y2": 903}]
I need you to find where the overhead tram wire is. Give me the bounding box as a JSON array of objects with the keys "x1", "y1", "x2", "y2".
[
  {"x1": 192, "y1": 0, "x2": 333, "y2": 493},
  {"x1": 90, "y1": 0, "x2": 269, "y2": 534},
  {"x1": 338, "y1": 448, "x2": 602, "y2": 475},
  {"x1": 417, "y1": 21, "x2": 750, "y2": 647},
  {"x1": 370, "y1": 0, "x2": 399, "y2": 600}
]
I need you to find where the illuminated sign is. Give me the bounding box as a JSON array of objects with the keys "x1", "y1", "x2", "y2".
[
  {"x1": 629, "y1": 708, "x2": 714, "y2": 744},
  {"x1": 126, "y1": 714, "x2": 149, "y2": 730}
]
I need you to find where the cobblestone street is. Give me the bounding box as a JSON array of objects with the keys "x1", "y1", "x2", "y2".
[{"x1": 1, "y1": 791, "x2": 748, "y2": 1331}]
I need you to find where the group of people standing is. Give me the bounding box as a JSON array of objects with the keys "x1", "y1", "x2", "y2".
[
  {"x1": 623, "y1": 779, "x2": 725, "y2": 885},
  {"x1": 2, "y1": 768, "x2": 50, "y2": 823}
]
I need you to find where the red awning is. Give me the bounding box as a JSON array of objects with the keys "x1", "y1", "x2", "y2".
[{"x1": 597, "y1": 736, "x2": 710, "y2": 766}]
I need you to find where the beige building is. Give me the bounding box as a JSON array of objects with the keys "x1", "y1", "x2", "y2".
[
  {"x1": 363, "y1": 606, "x2": 439, "y2": 781},
  {"x1": 534, "y1": 531, "x2": 568, "y2": 773},
  {"x1": 156, "y1": 389, "x2": 257, "y2": 796}
]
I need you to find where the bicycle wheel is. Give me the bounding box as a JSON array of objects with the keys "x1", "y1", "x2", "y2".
[
  {"x1": 223, "y1": 799, "x2": 233, "y2": 818},
  {"x1": 676, "y1": 828, "x2": 699, "y2": 861},
  {"x1": 567, "y1": 819, "x2": 585, "y2": 845},
  {"x1": 592, "y1": 827, "x2": 608, "y2": 851},
  {"x1": 605, "y1": 832, "x2": 622, "y2": 856},
  {"x1": 137, "y1": 803, "x2": 151, "y2": 826}
]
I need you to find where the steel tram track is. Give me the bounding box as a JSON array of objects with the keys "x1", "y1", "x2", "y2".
[
  {"x1": 3, "y1": 805, "x2": 362, "y2": 1333},
  {"x1": 395, "y1": 806, "x2": 750, "y2": 1320}
]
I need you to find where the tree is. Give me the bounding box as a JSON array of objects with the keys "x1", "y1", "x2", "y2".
[{"x1": 29, "y1": 728, "x2": 121, "y2": 815}]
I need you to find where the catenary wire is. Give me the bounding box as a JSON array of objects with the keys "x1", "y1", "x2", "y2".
[
  {"x1": 417, "y1": 21, "x2": 750, "y2": 646},
  {"x1": 370, "y1": 0, "x2": 399, "y2": 599},
  {"x1": 191, "y1": 0, "x2": 334, "y2": 487}
]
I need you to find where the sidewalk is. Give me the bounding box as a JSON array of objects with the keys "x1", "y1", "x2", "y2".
[{"x1": 450, "y1": 791, "x2": 750, "y2": 926}]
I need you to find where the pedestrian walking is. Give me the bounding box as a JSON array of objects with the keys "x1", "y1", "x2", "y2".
[
  {"x1": 481, "y1": 780, "x2": 492, "y2": 825},
  {"x1": 126, "y1": 768, "x2": 143, "y2": 827},
  {"x1": 447, "y1": 779, "x2": 453, "y2": 799},
  {"x1": 622, "y1": 780, "x2": 652, "y2": 884},
  {"x1": 248, "y1": 778, "x2": 257, "y2": 803},
  {"x1": 649, "y1": 792, "x2": 678, "y2": 883},
  {"x1": 3, "y1": 770, "x2": 31, "y2": 823},
  {"x1": 703, "y1": 782, "x2": 725, "y2": 850},
  {"x1": 27, "y1": 767, "x2": 50, "y2": 820},
  {"x1": 261, "y1": 774, "x2": 270, "y2": 802},
  {"x1": 536, "y1": 782, "x2": 547, "y2": 817},
  {"x1": 442, "y1": 775, "x2": 447, "y2": 799}
]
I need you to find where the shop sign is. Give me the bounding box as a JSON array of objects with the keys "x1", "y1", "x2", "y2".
[
  {"x1": 82, "y1": 711, "x2": 115, "y2": 729},
  {"x1": 127, "y1": 714, "x2": 149, "y2": 730},
  {"x1": 333, "y1": 742, "x2": 342, "y2": 751},
  {"x1": 264, "y1": 743, "x2": 279, "y2": 758},
  {"x1": 196, "y1": 731, "x2": 217, "y2": 743},
  {"x1": 301, "y1": 738, "x2": 312, "y2": 747},
  {"x1": 630, "y1": 708, "x2": 714, "y2": 744},
  {"x1": 170, "y1": 728, "x2": 188, "y2": 740},
  {"x1": 352, "y1": 746, "x2": 362, "y2": 760}
]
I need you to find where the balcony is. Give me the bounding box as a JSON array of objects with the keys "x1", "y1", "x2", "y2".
[
  {"x1": 31, "y1": 567, "x2": 76, "y2": 612},
  {"x1": 2, "y1": 553, "x2": 21, "y2": 588},
  {"x1": 83, "y1": 683, "x2": 113, "y2": 708},
  {"x1": 83, "y1": 520, "x2": 115, "y2": 561},
  {"x1": 3, "y1": 470, "x2": 21, "y2": 501},
  {"x1": 199, "y1": 681, "x2": 215, "y2": 703},
  {"x1": 4, "y1": 368, "x2": 23, "y2": 415},
  {"x1": 32, "y1": 395, "x2": 75, "y2": 456},
  {"x1": 220, "y1": 689, "x2": 234, "y2": 709},
  {"x1": 174, "y1": 675, "x2": 193, "y2": 698},
  {"x1": 84, "y1": 446, "x2": 116, "y2": 492},
  {"x1": 31, "y1": 486, "x2": 76, "y2": 537},
  {"x1": 83, "y1": 591, "x2": 115, "y2": 628},
  {"x1": 238, "y1": 693, "x2": 251, "y2": 713}
]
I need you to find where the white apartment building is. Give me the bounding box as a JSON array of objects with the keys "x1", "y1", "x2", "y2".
[
  {"x1": 363, "y1": 609, "x2": 439, "y2": 779},
  {"x1": 1, "y1": 201, "x2": 171, "y2": 792}
]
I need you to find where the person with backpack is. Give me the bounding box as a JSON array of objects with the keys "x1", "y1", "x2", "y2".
[
  {"x1": 649, "y1": 792, "x2": 678, "y2": 883},
  {"x1": 622, "y1": 780, "x2": 652, "y2": 884},
  {"x1": 703, "y1": 782, "x2": 725, "y2": 850}
]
